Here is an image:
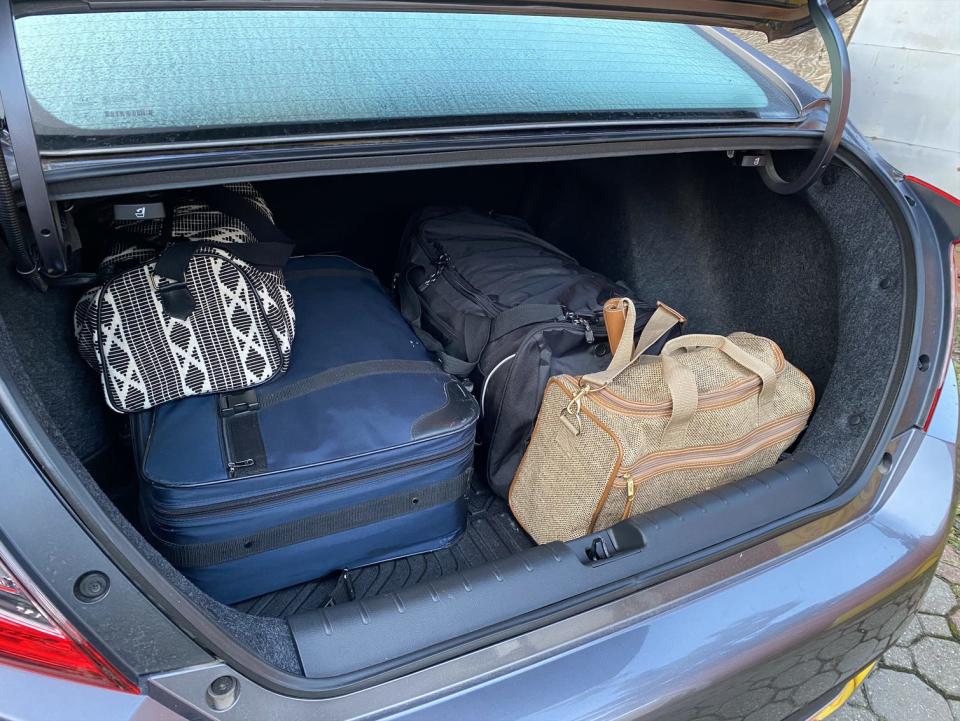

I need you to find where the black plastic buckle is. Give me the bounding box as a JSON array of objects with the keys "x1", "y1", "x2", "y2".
[
  {"x1": 218, "y1": 390, "x2": 261, "y2": 417},
  {"x1": 586, "y1": 536, "x2": 611, "y2": 562}
]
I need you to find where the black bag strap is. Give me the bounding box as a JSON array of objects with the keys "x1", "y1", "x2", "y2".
[
  {"x1": 154, "y1": 241, "x2": 293, "y2": 283},
  {"x1": 190, "y1": 186, "x2": 293, "y2": 246}
]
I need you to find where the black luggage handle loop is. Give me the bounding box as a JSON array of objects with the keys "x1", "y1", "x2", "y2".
[
  {"x1": 153, "y1": 241, "x2": 294, "y2": 319},
  {"x1": 154, "y1": 241, "x2": 294, "y2": 283}
]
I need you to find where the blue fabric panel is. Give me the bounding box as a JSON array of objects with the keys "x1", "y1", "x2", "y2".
[
  {"x1": 183, "y1": 500, "x2": 466, "y2": 604},
  {"x1": 147, "y1": 448, "x2": 473, "y2": 543},
  {"x1": 135, "y1": 255, "x2": 478, "y2": 602}
]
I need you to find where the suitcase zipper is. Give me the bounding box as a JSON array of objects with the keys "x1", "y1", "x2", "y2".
[
  {"x1": 559, "y1": 344, "x2": 785, "y2": 417},
  {"x1": 422, "y1": 249, "x2": 503, "y2": 317},
  {"x1": 153, "y1": 438, "x2": 474, "y2": 519},
  {"x1": 592, "y1": 374, "x2": 770, "y2": 416},
  {"x1": 564, "y1": 312, "x2": 596, "y2": 344},
  {"x1": 414, "y1": 238, "x2": 503, "y2": 317},
  {"x1": 417, "y1": 251, "x2": 449, "y2": 291},
  {"x1": 607, "y1": 412, "x2": 809, "y2": 523}
]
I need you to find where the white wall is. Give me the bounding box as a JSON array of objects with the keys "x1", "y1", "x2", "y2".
[{"x1": 847, "y1": 0, "x2": 960, "y2": 196}]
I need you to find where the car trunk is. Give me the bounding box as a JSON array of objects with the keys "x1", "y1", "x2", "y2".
[{"x1": 0, "y1": 148, "x2": 906, "y2": 679}]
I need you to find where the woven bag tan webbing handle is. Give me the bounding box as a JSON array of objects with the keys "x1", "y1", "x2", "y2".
[
  {"x1": 660, "y1": 334, "x2": 779, "y2": 444},
  {"x1": 581, "y1": 299, "x2": 685, "y2": 390}
]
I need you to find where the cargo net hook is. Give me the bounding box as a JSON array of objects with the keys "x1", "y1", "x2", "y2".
[{"x1": 760, "y1": 0, "x2": 851, "y2": 195}]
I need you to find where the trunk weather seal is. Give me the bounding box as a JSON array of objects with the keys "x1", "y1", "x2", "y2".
[
  {"x1": 44, "y1": 131, "x2": 829, "y2": 201},
  {"x1": 0, "y1": 139, "x2": 927, "y2": 699}
]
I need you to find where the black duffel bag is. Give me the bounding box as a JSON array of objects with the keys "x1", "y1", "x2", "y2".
[{"x1": 396, "y1": 207, "x2": 684, "y2": 497}]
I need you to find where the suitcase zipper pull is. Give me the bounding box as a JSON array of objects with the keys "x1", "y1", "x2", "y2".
[
  {"x1": 565, "y1": 313, "x2": 595, "y2": 344},
  {"x1": 621, "y1": 472, "x2": 635, "y2": 520},
  {"x1": 419, "y1": 252, "x2": 449, "y2": 291},
  {"x1": 227, "y1": 458, "x2": 255, "y2": 478},
  {"x1": 579, "y1": 317, "x2": 595, "y2": 344},
  {"x1": 559, "y1": 384, "x2": 593, "y2": 436}
]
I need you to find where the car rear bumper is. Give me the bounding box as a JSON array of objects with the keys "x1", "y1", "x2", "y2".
[
  {"x1": 140, "y1": 378, "x2": 957, "y2": 721},
  {"x1": 4, "y1": 374, "x2": 956, "y2": 721}
]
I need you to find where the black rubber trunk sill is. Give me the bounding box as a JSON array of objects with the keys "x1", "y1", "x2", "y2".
[{"x1": 288, "y1": 452, "x2": 836, "y2": 677}]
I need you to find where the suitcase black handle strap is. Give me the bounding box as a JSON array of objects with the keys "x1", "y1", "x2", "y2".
[{"x1": 258, "y1": 359, "x2": 445, "y2": 409}]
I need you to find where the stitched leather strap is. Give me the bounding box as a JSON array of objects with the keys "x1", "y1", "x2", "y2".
[{"x1": 580, "y1": 299, "x2": 685, "y2": 389}]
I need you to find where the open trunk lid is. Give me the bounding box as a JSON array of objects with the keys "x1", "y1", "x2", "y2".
[
  {"x1": 17, "y1": 0, "x2": 863, "y2": 39},
  {"x1": 3, "y1": 0, "x2": 857, "y2": 276}
]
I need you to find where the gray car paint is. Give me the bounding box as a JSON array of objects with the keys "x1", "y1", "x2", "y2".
[
  {"x1": 3, "y1": 369, "x2": 954, "y2": 720},
  {"x1": 0, "y1": 17, "x2": 956, "y2": 721}
]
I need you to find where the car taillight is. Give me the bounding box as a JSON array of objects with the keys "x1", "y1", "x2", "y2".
[
  {"x1": 906, "y1": 176, "x2": 960, "y2": 431},
  {"x1": 0, "y1": 544, "x2": 138, "y2": 693}
]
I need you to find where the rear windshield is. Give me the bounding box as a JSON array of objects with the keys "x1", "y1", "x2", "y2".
[{"x1": 14, "y1": 10, "x2": 799, "y2": 152}]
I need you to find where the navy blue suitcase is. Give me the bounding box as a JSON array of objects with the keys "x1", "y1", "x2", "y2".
[{"x1": 133, "y1": 255, "x2": 478, "y2": 603}]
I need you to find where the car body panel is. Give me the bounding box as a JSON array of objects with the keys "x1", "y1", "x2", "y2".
[
  {"x1": 0, "y1": 4, "x2": 956, "y2": 719},
  {"x1": 0, "y1": 664, "x2": 182, "y2": 721},
  {"x1": 142, "y1": 421, "x2": 955, "y2": 721},
  {"x1": 2, "y1": 409, "x2": 954, "y2": 719},
  {"x1": 15, "y1": 0, "x2": 864, "y2": 39}
]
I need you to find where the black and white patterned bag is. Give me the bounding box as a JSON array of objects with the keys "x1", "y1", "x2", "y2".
[
  {"x1": 75, "y1": 186, "x2": 296, "y2": 413},
  {"x1": 98, "y1": 182, "x2": 271, "y2": 277}
]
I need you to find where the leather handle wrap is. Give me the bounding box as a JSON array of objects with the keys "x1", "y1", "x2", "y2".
[
  {"x1": 603, "y1": 298, "x2": 629, "y2": 357},
  {"x1": 581, "y1": 299, "x2": 684, "y2": 390}
]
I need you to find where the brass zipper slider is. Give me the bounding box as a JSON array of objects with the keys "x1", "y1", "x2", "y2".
[
  {"x1": 559, "y1": 384, "x2": 593, "y2": 436},
  {"x1": 620, "y1": 472, "x2": 636, "y2": 521}
]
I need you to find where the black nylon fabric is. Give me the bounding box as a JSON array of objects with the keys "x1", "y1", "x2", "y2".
[
  {"x1": 397, "y1": 207, "x2": 672, "y2": 497},
  {"x1": 481, "y1": 325, "x2": 619, "y2": 496}
]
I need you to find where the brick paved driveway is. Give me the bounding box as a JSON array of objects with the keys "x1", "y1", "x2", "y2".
[{"x1": 834, "y1": 552, "x2": 960, "y2": 721}]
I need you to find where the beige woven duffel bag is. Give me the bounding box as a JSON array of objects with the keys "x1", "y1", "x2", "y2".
[{"x1": 509, "y1": 298, "x2": 815, "y2": 544}]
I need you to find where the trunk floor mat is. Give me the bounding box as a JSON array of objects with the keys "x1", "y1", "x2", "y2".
[{"x1": 233, "y1": 481, "x2": 533, "y2": 618}]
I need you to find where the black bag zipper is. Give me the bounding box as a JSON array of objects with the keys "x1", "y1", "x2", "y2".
[
  {"x1": 419, "y1": 213, "x2": 579, "y2": 261},
  {"x1": 152, "y1": 438, "x2": 474, "y2": 520},
  {"x1": 417, "y1": 245, "x2": 502, "y2": 317}
]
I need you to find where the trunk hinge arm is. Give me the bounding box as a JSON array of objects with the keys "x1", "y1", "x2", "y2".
[
  {"x1": 759, "y1": 0, "x2": 851, "y2": 195},
  {"x1": 0, "y1": 0, "x2": 68, "y2": 276}
]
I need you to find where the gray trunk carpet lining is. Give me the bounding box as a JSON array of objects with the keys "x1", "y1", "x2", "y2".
[{"x1": 232, "y1": 481, "x2": 533, "y2": 618}]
